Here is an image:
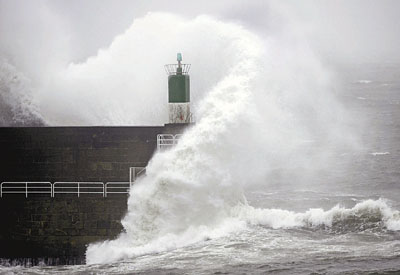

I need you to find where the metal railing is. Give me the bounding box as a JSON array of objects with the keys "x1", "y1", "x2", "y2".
[
  {"x1": 157, "y1": 134, "x2": 182, "y2": 150},
  {"x1": 0, "y1": 182, "x2": 52, "y2": 198},
  {"x1": 164, "y1": 64, "x2": 191, "y2": 75},
  {"x1": 0, "y1": 181, "x2": 133, "y2": 198},
  {"x1": 129, "y1": 167, "x2": 146, "y2": 184},
  {"x1": 1, "y1": 166, "x2": 150, "y2": 198},
  {"x1": 53, "y1": 182, "x2": 104, "y2": 197},
  {"x1": 137, "y1": 167, "x2": 146, "y2": 177},
  {"x1": 105, "y1": 182, "x2": 130, "y2": 197}
]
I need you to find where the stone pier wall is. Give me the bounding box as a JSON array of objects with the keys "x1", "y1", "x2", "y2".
[
  {"x1": 0, "y1": 126, "x2": 165, "y2": 183},
  {"x1": 0, "y1": 124, "x2": 189, "y2": 265},
  {"x1": 0, "y1": 196, "x2": 128, "y2": 265}
]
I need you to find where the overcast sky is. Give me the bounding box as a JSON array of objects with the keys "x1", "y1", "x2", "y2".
[{"x1": 1, "y1": 0, "x2": 400, "y2": 75}]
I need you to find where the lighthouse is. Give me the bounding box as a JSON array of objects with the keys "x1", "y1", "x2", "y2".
[{"x1": 165, "y1": 53, "x2": 192, "y2": 124}]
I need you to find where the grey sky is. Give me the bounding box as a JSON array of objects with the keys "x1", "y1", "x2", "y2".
[{"x1": 0, "y1": 0, "x2": 399, "y2": 78}]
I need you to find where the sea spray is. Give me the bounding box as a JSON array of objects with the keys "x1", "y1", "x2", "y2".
[
  {"x1": 86, "y1": 21, "x2": 264, "y2": 264},
  {"x1": 81, "y1": 13, "x2": 365, "y2": 264},
  {"x1": 0, "y1": 60, "x2": 44, "y2": 126},
  {"x1": 33, "y1": 13, "x2": 253, "y2": 126}
]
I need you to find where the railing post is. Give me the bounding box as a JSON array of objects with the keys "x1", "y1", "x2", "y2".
[
  {"x1": 129, "y1": 167, "x2": 134, "y2": 185},
  {"x1": 104, "y1": 183, "x2": 107, "y2": 198},
  {"x1": 78, "y1": 182, "x2": 80, "y2": 198},
  {"x1": 25, "y1": 182, "x2": 28, "y2": 198}
]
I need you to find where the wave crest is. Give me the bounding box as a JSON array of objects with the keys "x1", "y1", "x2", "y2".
[{"x1": 236, "y1": 199, "x2": 400, "y2": 232}]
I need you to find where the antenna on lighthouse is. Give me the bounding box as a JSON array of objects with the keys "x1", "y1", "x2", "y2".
[{"x1": 177, "y1": 52, "x2": 182, "y2": 68}]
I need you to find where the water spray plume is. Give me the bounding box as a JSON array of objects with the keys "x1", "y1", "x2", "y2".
[{"x1": 85, "y1": 12, "x2": 376, "y2": 264}]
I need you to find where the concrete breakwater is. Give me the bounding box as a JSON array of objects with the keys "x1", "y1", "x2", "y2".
[
  {"x1": 0, "y1": 126, "x2": 163, "y2": 183},
  {"x1": 0, "y1": 125, "x2": 187, "y2": 265},
  {"x1": 0, "y1": 196, "x2": 127, "y2": 265}
]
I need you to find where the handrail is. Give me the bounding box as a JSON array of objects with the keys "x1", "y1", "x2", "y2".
[
  {"x1": 157, "y1": 134, "x2": 182, "y2": 150},
  {"x1": 137, "y1": 167, "x2": 146, "y2": 177},
  {"x1": 0, "y1": 182, "x2": 52, "y2": 198},
  {"x1": 104, "y1": 182, "x2": 130, "y2": 197},
  {"x1": 53, "y1": 182, "x2": 104, "y2": 197},
  {"x1": 164, "y1": 64, "x2": 191, "y2": 75},
  {"x1": 1, "y1": 180, "x2": 143, "y2": 198},
  {"x1": 129, "y1": 167, "x2": 146, "y2": 185}
]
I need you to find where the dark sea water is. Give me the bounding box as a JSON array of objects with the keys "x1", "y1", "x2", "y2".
[{"x1": 1, "y1": 63, "x2": 400, "y2": 274}]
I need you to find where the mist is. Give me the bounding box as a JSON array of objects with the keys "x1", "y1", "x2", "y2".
[{"x1": 1, "y1": 0, "x2": 399, "y2": 126}]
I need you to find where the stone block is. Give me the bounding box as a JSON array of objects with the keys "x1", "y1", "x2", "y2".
[{"x1": 97, "y1": 220, "x2": 110, "y2": 229}]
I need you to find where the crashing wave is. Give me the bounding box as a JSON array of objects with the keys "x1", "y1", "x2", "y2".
[
  {"x1": 85, "y1": 12, "x2": 359, "y2": 264},
  {"x1": 236, "y1": 199, "x2": 400, "y2": 233},
  {"x1": 0, "y1": 60, "x2": 45, "y2": 126}
]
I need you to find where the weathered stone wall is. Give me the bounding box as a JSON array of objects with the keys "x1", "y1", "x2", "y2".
[
  {"x1": 0, "y1": 196, "x2": 127, "y2": 265},
  {"x1": 0, "y1": 126, "x2": 164, "y2": 182},
  {"x1": 0, "y1": 125, "x2": 189, "y2": 265}
]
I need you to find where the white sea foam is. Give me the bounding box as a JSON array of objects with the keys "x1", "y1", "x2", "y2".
[
  {"x1": 356, "y1": 80, "x2": 372, "y2": 84},
  {"x1": 370, "y1": 152, "x2": 390, "y2": 156},
  {"x1": 87, "y1": 192, "x2": 400, "y2": 264},
  {"x1": 84, "y1": 11, "x2": 366, "y2": 264},
  {"x1": 86, "y1": 14, "x2": 261, "y2": 263},
  {"x1": 235, "y1": 198, "x2": 400, "y2": 231}
]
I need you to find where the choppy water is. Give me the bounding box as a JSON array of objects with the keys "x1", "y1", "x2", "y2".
[{"x1": 1, "y1": 63, "x2": 399, "y2": 274}]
